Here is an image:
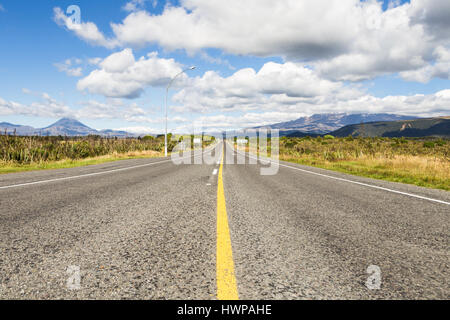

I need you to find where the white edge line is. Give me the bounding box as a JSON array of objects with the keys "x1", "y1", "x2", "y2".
[
  {"x1": 0, "y1": 144, "x2": 219, "y2": 190},
  {"x1": 226, "y1": 141, "x2": 450, "y2": 206}
]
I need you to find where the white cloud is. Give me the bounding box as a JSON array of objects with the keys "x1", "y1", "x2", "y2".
[
  {"x1": 53, "y1": 7, "x2": 119, "y2": 49},
  {"x1": 76, "y1": 99, "x2": 153, "y2": 122},
  {"x1": 313, "y1": 2, "x2": 432, "y2": 81},
  {"x1": 199, "y1": 52, "x2": 235, "y2": 70},
  {"x1": 111, "y1": 0, "x2": 359, "y2": 58},
  {"x1": 77, "y1": 49, "x2": 183, "y2": 98},
  {"x1": 123, "y1": 0, "x2": 147, "y2": 12},
  {"x1": 88, "y1": 57, "x2": 102, "y2": 65},
  {"x1": 99, "y1": 48, "x2": 135, "y2": 73},
  {"x1": 54, "y1": 58, "x2": 83, "y2": 77},
  {"x1": 0, "y1": 4, "x2": 5, "y2": 12},
  {"x1": 115, "y1": 126, "x2": 158, "y2": 134},
  {"x1": 0, "y1": 92, "x2": 162, "y2": 123},
  {"x1": 173, "y1": 61, "x2": 361, "y2": 113},
  {"x1": 55, "y1": 0, "x2": 450, "y2": 82},
  {"x1": 163, "y1": 60, "x2": 450, "y2": 130},
  {"x1": 0, "y1": 93, "x2": 73, "y2": 118},
  {"x1": 109, "y1": 0, "x2": 450, "y2": 81},
  {"x1": 409, "y1": 0, "x2": 450, "y2": 40},
  {"x1": 399, "y1": 46, "x2": 450, "y2": 83},
  {"x1": 178, "y1": 112, "x2": 304, "y2": 131}
]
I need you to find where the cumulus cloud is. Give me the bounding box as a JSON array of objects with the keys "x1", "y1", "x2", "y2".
[
  {"x1": 77, "y1": 49, "x2": 183, "y2": 98},
  {"x1": 111, "y1": 0, "x2": 357, "y2": 58},
  {"x1": 172, "y1": 61, "x2": 362, "y2": 113},
  {"x1": 99, "y1": 48, "x2": 135, "y2": 73},
  {"x1": 53, "y1": 7, "x2": 119, "y2": 49},
  {"x1": 399, "y1": 46, "x2": 450, "y2": 83},
  {"x1": 313, "y1": 1, "x2": 433, "y2": 81},
  {"x1": 55, "y1": 0, "x2": 450, "y2": 82},
  {"x1": 409, "y1": 0, "x2": 450, "y2": 40},
  {"x1": 109, "y1": 0, "x2": 450, "y2": 81},
  {"x1": 163, "y1": 60, "x2": 450, "y2": 130}
]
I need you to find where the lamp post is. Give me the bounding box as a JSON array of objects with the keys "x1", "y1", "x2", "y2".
[{"x1": 165, "y1": 66, "x2": 196, "y2": 157}]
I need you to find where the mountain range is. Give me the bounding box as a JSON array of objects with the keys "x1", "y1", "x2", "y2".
[
  {"x1": 0, "y1": 118, "x2": 136, "y2": 137},
  {"x1": 1, "y1": 114, "x2": 449, "y2": 138},
  {"x1": 330, "y1": 116, "x2": 450, "y2": 138},
  {"x1": 257, "y1": 113, "x2": 418, "y2": 134}
]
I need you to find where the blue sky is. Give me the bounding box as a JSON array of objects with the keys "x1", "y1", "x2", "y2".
[{"x1": 0, "y1": 0, "x2": 449, "y2": 134}]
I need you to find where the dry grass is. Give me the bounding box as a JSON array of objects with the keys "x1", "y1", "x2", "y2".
[
  {"x1": 280, "y1": 153, "x2": 450, "y2": 190},
  {"x1": 0, "y1": 134, "x2": 215, "y2": 174},
  {"x1": 237, "y1": 136, "x2": 450, "y2": 190},
  {"x1": 0, "y1": 150, "x2": 163, "y2": 174}
]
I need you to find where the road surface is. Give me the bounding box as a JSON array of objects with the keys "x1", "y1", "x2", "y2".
[{"x1": 0, "y1": 141, "x2": 448, "y2": 299}]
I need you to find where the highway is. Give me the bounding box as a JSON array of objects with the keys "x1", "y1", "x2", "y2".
[{"x1": 0, "y1": 141, "x2": 448, "y2": 299}]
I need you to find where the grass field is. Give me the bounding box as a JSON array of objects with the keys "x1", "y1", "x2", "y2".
[
  {"x1": 241, "y1": 136, "x2": 450, "y2": 191},
  {"x1": 0, "y1": 134, "x2": 213, "y2": 174},
  {"x1": 2, "y1": 134, "x2": 449, "y2": 190},
  {"x1": 0, "y1": 150, "x2": 162, "y2": 174}
]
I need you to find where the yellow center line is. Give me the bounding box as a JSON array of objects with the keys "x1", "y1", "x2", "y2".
[{"x1": 216, "y1": 143, "x2": 239, "y2": 300}]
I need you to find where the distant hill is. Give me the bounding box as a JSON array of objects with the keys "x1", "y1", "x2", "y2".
[
  {"x1": 0, "y1": 122, "x2": 36, "y2": 135},
  {"x1": 330, "y1": 117, "x2": 450, "y2": 138},
  {"x1": 257, "y1": 113, "x2": 418, "y2": 134},
  {"x1": 98, "y1": 129, "x2": 132, "y2": 138},
  {"x1": 40, "y1": 118, "x2": 98, "y2": 136},
  {"x1": 0, "y1": 118, "x2": 149, "y2": 137}
]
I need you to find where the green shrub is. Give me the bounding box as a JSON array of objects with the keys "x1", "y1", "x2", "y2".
[{"x1": 142, "y1": 135, "x2": 154, "y2": 141}]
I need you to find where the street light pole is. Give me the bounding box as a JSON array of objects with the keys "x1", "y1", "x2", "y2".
[{"x1": 165, "y1": 66, "x2": 196, "y2": 157}]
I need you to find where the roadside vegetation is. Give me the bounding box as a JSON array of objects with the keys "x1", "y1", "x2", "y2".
[
  {"x1": 240, "y1": 136, "x2": 450, "y2": 191},
  {"x1": 0, "y1": 134, "x2": 214, "y2": 174}
]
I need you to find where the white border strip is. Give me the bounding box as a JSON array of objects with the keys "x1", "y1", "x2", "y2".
[
  {"x1": 227, "y1": 142, "x2": 450, "y2": 206},
  {"x1": 0, "y1": 144, "x2": 219, "y2": 190}
]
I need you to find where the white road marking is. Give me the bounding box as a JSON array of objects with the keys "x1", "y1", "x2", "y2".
[
  {"x1": 227, "y1": 142, "x2": 450, "y2": 206},
  {"x1": 0, "y1": 144, "x2": 219, "y2": 190},
  {"x1": 212, "y1": 169, "x2": 218, "y2": 175}
]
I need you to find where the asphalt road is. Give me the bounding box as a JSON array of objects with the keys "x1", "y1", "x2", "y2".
[{"x1": 0, "y1": 141, "x2": 448, "y2": 299}]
